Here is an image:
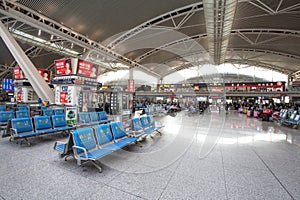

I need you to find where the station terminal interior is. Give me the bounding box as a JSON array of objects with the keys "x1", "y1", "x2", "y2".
[{"x1": 0, "y1": 0, "x2": 300, "y2": 199}]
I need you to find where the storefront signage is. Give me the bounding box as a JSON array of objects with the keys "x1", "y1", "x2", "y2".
[{"x1": 51, "y1": 78, "x2": 74, "y2": 84}]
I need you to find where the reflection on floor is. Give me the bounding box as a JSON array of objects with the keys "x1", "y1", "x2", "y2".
[{"x1": 0, "y1": 111, "x2": 300, "y2": 200}]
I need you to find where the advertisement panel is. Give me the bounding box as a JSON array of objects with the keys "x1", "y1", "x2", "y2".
[
  {"x1": 37, "y1": 68, "x2": 51, "y2": 82},
  {"x1": 127, "y1": 80, "x2": 135, "y2": 92},
  {"x1": 65, "y1": 106, "x2": 77, "y2": 125},
  {"x1": 55, "y1": 58, "x2": 72, "y2": 75},
  {"x1": 14, "y1": 66, "x2": 25, "y2": 79},
  {"x1": 77, "y1": 59, "x2": 98, "y2": 78},
  {"x1": 60, "y1": 92, "x2": 68, "y2": 103}
]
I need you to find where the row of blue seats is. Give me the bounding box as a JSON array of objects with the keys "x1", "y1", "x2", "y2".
[
  {"x1": 71, "y1": 122, "x2": 138, "y2": 172},
  {"x1": 0, "y1": 104, "x2": 29, "y2": 111},
  {"x1": 132, "y1": 115, "x2": 164, "y2": 137},
  {"x1": 54, "y1": 114, "x2": 164, "y2": 172},
  {"x1": 273, "y1": 109, "x2": 300, "y2": 128},
  {"x1": 78, "y1": 111, "x2": 111, "y2": 125},
  {"x1": 0, "y1": 108, "x2": 65, "y2": 125},
  {"x1": 9, "y1": 115, "x2": 73, "y2": 145}
]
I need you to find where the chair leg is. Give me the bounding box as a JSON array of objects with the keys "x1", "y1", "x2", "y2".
[{"x1": 91, "y1": 161, "x2": 102, "y2": 173}]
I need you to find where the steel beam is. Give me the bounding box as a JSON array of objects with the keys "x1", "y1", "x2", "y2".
[
  {"x1": 0, "y1": 20, "x2": 54, "y2": 102},
  {"x1": 0, "y1": 0, "x2": 160, "y2": 78}
]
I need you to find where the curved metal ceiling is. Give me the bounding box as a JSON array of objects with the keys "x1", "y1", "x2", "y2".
[{"x1": 0, "y1": 0, "x2": 299, "y2": 80}]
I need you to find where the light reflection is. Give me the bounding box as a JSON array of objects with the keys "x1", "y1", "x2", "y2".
[{"x1": 217, "y1": 132, "x2": 287, "y2": 145}]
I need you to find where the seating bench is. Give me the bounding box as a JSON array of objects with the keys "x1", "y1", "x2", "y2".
[
  {"x1": 42, "y1": 109, "x2": 53, "y2": 116},
  {"x1": 10, "y1": 117, "x2": 41, "y2": 145},
  {"x1": 132, "y1": 115, "x2": 164, "y2": 137},
  {"x1": 33, "y1": 116, "x2": 55, "y2": 134},
  {"x1": 98, "y1": 111, "x2": 111, "y2": 123},
  {"x1": 16, "y1": 110, "x2": 30, "y2": 118},
  {"x1": 79, "y1": 112, "x2": 99, "y2": 126},
  {"x1": 72, "y1": 127, "x2": 113, "y2": 173},
  {"x1": 54, "y1": 134, "x2": 74, "y2": 160},
  {"x1": 0, "y1": 111, "x2": 15, "y2": 136},
  {"x1": 71, "y1": 122, "x2": 138, "y2": 172}
]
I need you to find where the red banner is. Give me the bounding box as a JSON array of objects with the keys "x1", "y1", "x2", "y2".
[
  {"x1": 14, "y1": 66, "x2": 25, "y2": 79},
  {"x1": 77, "y1": 59, "x2": 98, "y2": 78},
  {"x1": 127, "y1": 80, "x2": 135, "y2": 92},
  {"x1": 55, "y1": 58, "x2": 72, "y2": 75},
  {"x1": 37, "y1": 68, "x2": 51, "y2": 82},
  {"x1": 17, "y1": 92, "x2": 22, "y2": 101}
]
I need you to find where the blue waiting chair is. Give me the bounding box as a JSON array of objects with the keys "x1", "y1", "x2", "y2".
[
  {"x1": 0, "y1": 111, "x2": 15, "y2": 126},
  {"x1": 16, "y1": 110, "x2": 30, "y2": 118},
  {"x1": 71, "y1": 127, "x2": 113, "y2": 173},
  {"x1": 110, "y1": 121, "x2": 138, "y2": 146},
  {"x1": 0, "y1": 105, "x2": 6, "y2": 111},
  {"x1": 98, "y1": 111, "x2": 111, "y2": 123},
  {"x1": 33, "y1": 115, "x2": 54, "y2": 134},
  {"x1": 53, "y1": 108, "x2": 64, "y2": 115},
  {"x1": 79, "y1": 112, "x2": 92, "y2": 125},
  {"x1": 42, "y1": 109, "x2": 53, "y2": 116},
  {"x1": 89, "y1": 112, "x2": 101, "y2": 125},
  {"x1": 10, "y1": 117, "x2": 40, "y2": 145},
  {"x1": 52, "y1": 115, "x2": 73, "y2": 132},
  {"x1": 54, "y1": 134, "x2": 74, "y2": 160}
]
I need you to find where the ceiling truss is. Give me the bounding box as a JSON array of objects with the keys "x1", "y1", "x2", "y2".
[{"x1": 0, "y1": 0, "x2": 160, "y2": 77}]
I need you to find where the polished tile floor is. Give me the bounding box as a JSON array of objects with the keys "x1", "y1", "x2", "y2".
[{"x1": 0, "y1": 111, "x2": 300, "y2": 200}]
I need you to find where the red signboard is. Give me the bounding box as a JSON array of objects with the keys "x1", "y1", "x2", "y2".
[
  {"x1": 37, "y1": 68, "x2": 51, "y2": 82},
  {"x1": 17, "y1": 92, "x2": 22, "y2": 101},
  {"x1": 60, "y1": 92, "x2": 68, "y2": 103},
  {"x1": 127, "y1": 80, "x2": 135, "y2": 92},
  {"x1": 55, "y1": 58, "x2": 72, "y2": 75},
  {"x1": 77, "y1": 59, "x2": 98, "y2": 78},
  {"x1": 14, "y1": 66, "x2": 25, "y2": 79}
]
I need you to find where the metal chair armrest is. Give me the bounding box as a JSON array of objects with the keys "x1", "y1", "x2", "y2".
[{"x1": 72, "y1": 146, "x2": 88, "y2": 161}]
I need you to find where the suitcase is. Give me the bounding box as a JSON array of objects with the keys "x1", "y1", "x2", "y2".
[
  {"x1": 247, "y1": 110, "x2": 252, "y2": 117},
  {"x1": 253, "y1": 111, "x2": 258, "y2": 118}
]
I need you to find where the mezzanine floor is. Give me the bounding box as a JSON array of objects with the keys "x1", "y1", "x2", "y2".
[{"x1": 0, "y1": 111, "x2": 300, "y2": 200}]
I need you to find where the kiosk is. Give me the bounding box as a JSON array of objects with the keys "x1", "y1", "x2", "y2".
[{"x1": 52, "y1": 58, "x2": 102, "y2": 125}]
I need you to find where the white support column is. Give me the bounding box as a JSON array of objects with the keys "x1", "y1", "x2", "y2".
[{"x1": 0, "y1": 21, "x2": 55, "y2": 103}]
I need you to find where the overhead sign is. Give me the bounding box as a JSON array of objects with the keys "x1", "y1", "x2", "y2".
[
  {"x1": 51, "y1": 78, "x2": 75, "y2": 84},
  {"x1": 77, "y1": 59, "x2": 98, "y2": 79},
  {"x1": 2, "y1": 79, "x2": 14, "y2": 91},
  {"x1": 55, "y1": 58, "x2": 73, "y2": 75}
]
